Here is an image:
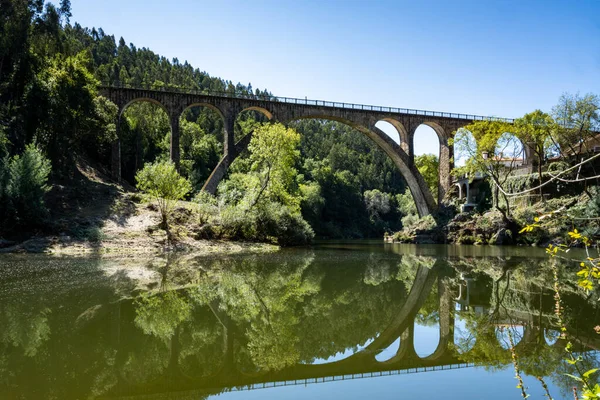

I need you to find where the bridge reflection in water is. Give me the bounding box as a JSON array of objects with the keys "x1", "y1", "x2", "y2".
[
  {"x1": 97, "y1": 250, "x2": 599, "y2": 399},
  {"x1": 0, "y1": 245, "x2": 598, "y2": 400}
]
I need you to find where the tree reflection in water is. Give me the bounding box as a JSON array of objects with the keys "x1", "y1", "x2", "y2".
[{"x1": 0, "y1": 246, "x2": 598, "y2": 399}]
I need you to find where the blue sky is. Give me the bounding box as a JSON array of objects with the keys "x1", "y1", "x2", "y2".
[{"x1": 67, "y1": 0, "x2": 600, "y2": 155}]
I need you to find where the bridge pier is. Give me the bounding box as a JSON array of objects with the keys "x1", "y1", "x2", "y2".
[
  {"x1": 223, "y1": 110, "x2": 236, "y2": 160},
  {"x1": 111, "y1": 117, "x2": 121, "y2": 182},
  {"x1": 170, "y1": 111, "x2": 181, "y2": 170},
  {"x1": 438, "y1": 136, "x2": 454, "y2": 203},
  {"x1": 405, "y1": 125, "x2": 417, "y2": 164}
]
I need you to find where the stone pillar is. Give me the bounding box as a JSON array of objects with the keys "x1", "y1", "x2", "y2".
[
  {"x1": 438, "y1": 274, "x2": 455, "y2": 350},
  {"x1": 406, "y1": 127, "x2": 417, "y2": 164},
  {"x1": 135, "y1": 129, "x2": 143, "y2": 175},
  {"x1": 397, "y1": 323, "x2": 417, "y2": 360},
  {"x1": 170, "y1": 111, "x2": 180, "y2": 170},
  {"x1": 223, "y1": 110, "x2": 236, "y2": 159},
  {"x1": 111, "y1": 116, "x2": 121, "y2": 182},
  {"x1": 438, "y1": 134, "x2": 453, "y2": 204}
]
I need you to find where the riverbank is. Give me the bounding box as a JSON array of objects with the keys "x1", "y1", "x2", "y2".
[
  {"x1": 387, "y1": 193, "x2": 599, "y2": 247},
  {"x1": 0, "y1": 161, "x2": 277, "y2": 256}
]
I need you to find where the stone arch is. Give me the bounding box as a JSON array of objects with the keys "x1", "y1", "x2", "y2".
[
  {"x1": 116, "y1": 98, "x2": 173, "y2": 182},
  {"x1": 181, "y1": 102, "x2": 225, "y2": 120},
  {"x1": 241, "y1": 106, "x2": 273, "y2": 120},
  {"x1": 374, "y1": 118, "x2": 407, "y2": 147},
  {"x1": 495, "y1": 325, "x2": 525, "y2": 349},
  {"x1": 120, "y1": 97, "x2": 169, "y2": 118},
  {"x1": 420, "y1": 122, "x2": 446, "y2": 145},
  {"x1": 544, "y1": 328, "x2": 560, "y2": 346},
  {"x1": 374, "y1": 337, "x2": 401, "y2": 362},
  {"x1": 420, "y1": 121, "x2": 453, "y2": 203},
  {"x1": 282, "y1": 114, "x2": 437, "y2": 216},
  {"x1": 177, "y1": 103, "x2": 230, "y2": 191}
]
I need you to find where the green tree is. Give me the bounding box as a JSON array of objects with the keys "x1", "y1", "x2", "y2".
[
  {"x1": 415, "y1": 154, "x2": 439, "y2": 199},
  {"x1": 27, "y1": 51, "x2": 106, "y2": 175},
  {"x1": 136, "y1": 160, "x2": 192, "y2": 228},
  {"x1": 453, "y1": 121, "x2": 521, "y2": 219},
  {"x1": 551, "y1": 92, "x2": 599, "y2": 159},
  {"x1": 0, "y1": 143, "x2": 52, "y2": 232},
  {"x1": 514, "y1": 110, "x2": 555, "y2": 199},
  {"x1": 244, "y1": 123, "x2": 302, "y2": 210},
  {"x1": 364, "y1": 189, "x2": 392, "y2": 221}
]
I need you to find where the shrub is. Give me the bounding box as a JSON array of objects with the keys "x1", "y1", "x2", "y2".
[
  {"x1": 0, "y1": 144, "x2": 52, "y2": 232},
  {"x1": 218, "y1": 200, "x2": 314, "y2": 246},
  {"x1": 401, "y1": 214, "x2": 420, "y2": 230},
  {"x1": 136, "y1": 161, "x2": 192, "y2": 227},
  {"x1": 192, "y1": 191, "x2": 218, "y2": 225}
]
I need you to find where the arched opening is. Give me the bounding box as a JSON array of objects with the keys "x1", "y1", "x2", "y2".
[
  {"x1": 495, "y1": 132, "x2": 526, "y2": 168},
  {"x1": 178, "y1": 104, "x2": 225, "y2": 193},
  {"x1": 453, "y1": 128, "x2": 477, "y2": 168},
  {"x1": 544, "y1": 328, "x2": 560, "y2": 345},
  {"x1": 375, "y1": 119, "x2": 405, "y2": 145},
  {"x1": 235, "y1": 108, "x2": 272, "y2": 143},
  {"x1": 413, "y1": 124, "x2": 441, "y2": 203},
  {"x1": 413, "y1": 284, "x2": 440, "y2": 358},
  {"x1": 453, "y1": 314, "x2": 475, "y2": 354},
  {"x1": 284, "y1": 117, "x2": 410, "y2": 238},
  {"x1": 545, "y1": 140, "x2": 561, "y2": 160},
  {"x1": 120, "y1": 100, "x2": 170, "y2": 184},
  {"x1": 375, "y1": 337, "x2": 400, "y2": 362},
  {"x1": 495, "y1": 325, "x2": 524, "y2": 350}
]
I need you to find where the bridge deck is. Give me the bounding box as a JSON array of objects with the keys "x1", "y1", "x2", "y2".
[{"x1": 98, "y1": 84, "x2": 514, "y2": 123}]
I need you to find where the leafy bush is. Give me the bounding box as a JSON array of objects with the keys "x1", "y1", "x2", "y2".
[
  {"x1": 401, "y1": 214, "x2": 420, "y2": 230},
  {"x1": 192, "y1": 191, "x2": 218, "y2": 225},
  {"x1": 0, "y1": 144, "x2": 52, "y2": 233},
  {"x1": 396, "y1": 191, "x2": 417, "y2": 216},
  {"x1": 136, "y1": 161, "x2": 192, "y2": 227},
  {"x1": 212, "y1": 123, "x2": 314, "y2": 246},
  {"x1": 218, "y1": 200, "x2": 314, "y2": 246}
]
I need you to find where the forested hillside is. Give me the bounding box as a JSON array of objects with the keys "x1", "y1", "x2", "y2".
[{"x1": 0, "y1": 1, "x2": 415, "y2": 240}]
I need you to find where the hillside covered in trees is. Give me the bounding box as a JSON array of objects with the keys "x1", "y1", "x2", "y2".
[{"x1": 1, "y1": 0, "x2": 421, "y2": 245}]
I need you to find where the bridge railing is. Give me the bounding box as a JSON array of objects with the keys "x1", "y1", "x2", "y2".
[
  {"x1": 228, "y1": 363, "x2": 476, "y2": 392},
  {"x1": 99, "y1": 82, "x2": 514, "y2": 123}
]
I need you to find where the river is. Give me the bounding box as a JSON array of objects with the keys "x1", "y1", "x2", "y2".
[{"x1": 0, "y1": 242, "x2": 598, "y2": 399}]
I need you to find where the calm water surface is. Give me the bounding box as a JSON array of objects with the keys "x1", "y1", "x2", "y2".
[{"x1": 0, "y1": 242, "x2": 598, "y2": 399}]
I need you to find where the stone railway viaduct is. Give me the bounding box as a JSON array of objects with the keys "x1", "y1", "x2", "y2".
[{"x1": 99, "y1": 86, "x2": 515, "y2": 216}]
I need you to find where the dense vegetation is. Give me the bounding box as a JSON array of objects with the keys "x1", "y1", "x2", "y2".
[
  {"x1": 0, "y1": 0, "x2": 416, "y2": 242},
  {"x1": 391, "y1": 93, "x2": 600, "y2": 246}
]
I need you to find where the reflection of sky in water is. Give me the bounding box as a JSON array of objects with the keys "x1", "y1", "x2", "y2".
[
  {"x1": 375, "y1": 337, "x2": 400, "y2": 362},
  {"x1": 495, "y1": 326, "x2": 525, "y2": 349},
  {"x1": 414, "y1": 322, "x2": 440, "y2": 357},
  {"x1": 208, "y1": 368, "x2": 565, "y2": 400},
  {"x1": 212, "y1": 354, "x2": 600, "y2": 400}
]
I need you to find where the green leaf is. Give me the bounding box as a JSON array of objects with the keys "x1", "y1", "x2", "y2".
[
  {"x1": 583, "y1": 368, "x2": 599, "y2": 379},
  {"x1": 564, "y1": 373, "x2": 584, "y2": 382}
]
